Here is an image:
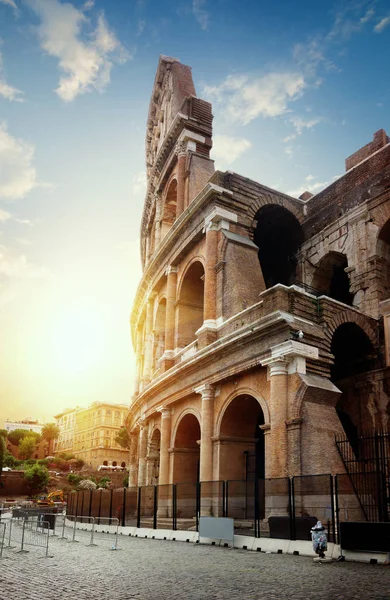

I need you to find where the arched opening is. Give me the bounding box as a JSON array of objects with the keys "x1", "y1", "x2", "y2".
[
  {"x1": 176, "y1": 261, "x2": 205, "y2": 349},
  {"x1": 121, "y1": 461, "x2": 126, "y2": 468},
  {"x1": 103, "y1": 460, "x2": 108, "y2": 466},
  {"x1": 153, "y1": 299, "x2": 166, "y2": 372},
  {"x1": 161, "y1": 180, "x2": 177, "y2": 240},
  {"x1": 376, "y1": 219, "x2": 390, "y2": 301},
  {"x1": 172, "y1": 414, "x2": 200, "y2": 483},
  {"x1": 312, "y1": 252, "x2": 353, "y2": 305},
  {"x1": 254, "y1": 205, "x2": 303, "y2": 288},
  {"x1": 112, "y1": 461, "x2": 117, "y2": 467},
  {"x1": 331, "y1": 323, "x2": 376, "y2": 440},
  {"x1": 219, "y1": 395, "x2": 265, "y2": 481},
  {"x1": 147, "y1": 429, "x2": 161, "y2": 485}
]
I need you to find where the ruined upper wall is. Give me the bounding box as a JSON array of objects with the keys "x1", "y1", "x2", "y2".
[
  {"x1": 145, "y1": 56, "x2": 196, "y2": 174},
  {"x1": 345, "y1": 129, "x2": 389, "y2": 171}
]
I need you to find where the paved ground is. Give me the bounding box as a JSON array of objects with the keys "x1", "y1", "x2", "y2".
[{"x1": 0, "y1": 523, "x2": 389, "y2": 600}]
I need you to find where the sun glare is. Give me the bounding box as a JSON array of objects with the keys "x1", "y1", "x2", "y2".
[{"x1": 48, "y1": 304, "x2": 107, "y2": 375}]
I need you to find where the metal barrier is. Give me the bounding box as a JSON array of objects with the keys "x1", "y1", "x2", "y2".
[
  {"x1": 65, "y1": 516, "x2": 95, "y2": 545},
  {"x1": 19, "y1": 517, "x2": 50, "y2": 556},
  {"x1": 92, "y1": 517, "x2": 119, "y2": 550}
]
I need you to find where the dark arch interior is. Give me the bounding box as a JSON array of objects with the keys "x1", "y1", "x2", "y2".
[
  {"x1": 331, "y1": 323, "x2": 375, "y2": 441},
  {"x1": 313, "y1": 252, "x2": 353, "y2": 305},
  {"x1": 254, "y1": 205, "x2": 304, "y2": 288}
]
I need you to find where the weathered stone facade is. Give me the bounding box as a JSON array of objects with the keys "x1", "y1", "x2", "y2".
[{"x1": 127, "y1": 56, "x2": 390, "y2": 487}]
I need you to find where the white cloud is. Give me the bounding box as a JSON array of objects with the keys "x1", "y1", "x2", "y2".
[
  {"x1": 374, "y1": 16, "x2": 390, "y2": 33},
  {"x1": 26, "y1": 0, "x2": 129, "y2": 102},
  {"x1": 0, "y1": 52, "x2": 24, "y2": 102},
  {"x1": 83, "y1": 0, "x2": 94, "y2": 10},
  {"x1": 0, "y1": 208, "x2": 11, "y2": 222},
  {"x1": 283, "y1": 115, "x2": 321, "y2": 143},
  {"x1": 287, "y1": 174, "x2": 340, "y2": 198},
  {"x1": 212, "y1": 134, "x2": 251, "y2": 165},
  {"x1": 0, "y1": 122, "x2": 37, "y2": 200},
  {"x1": 192, "y1": 0, "x2": 209, "y2": 30},
  {"x1": 0, "y1": 0, "x2": 18, "y2": 14},
  {"x1": 132, "y1": 171, "x2": 146, "y2": 196},
  {"x1": 0, "y1": 244, "x2": 48, "y2": 279},
  {"x1": 205, "y1": 72, "x2": 305, "y2": 125}
]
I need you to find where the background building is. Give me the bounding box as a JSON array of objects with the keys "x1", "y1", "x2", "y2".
[
  {"x1": 54, "y1": 402, "x2": 129, "y2": 470},
  {"x1": 4, "y1": 418, "x2": 44, "y2": 435},
  {"x1": 126, "y1": 56, "x2": 390, "y2": 508}
]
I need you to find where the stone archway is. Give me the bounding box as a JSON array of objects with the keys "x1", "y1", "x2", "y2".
[
  {"x1": 312, "y1": 251, "x2": 353, "y2": 305},
  {"x1": 175, "y1": 261, "x2": 205, "y2": 349},
  {"x1": 171, "y1": 412, "x2": 200, "y2": 483},
  {"x1": 253, "y1": 205, "x2": 304, "y2": 288},
  {"x1": 147, "y1": 428, "x2": 161, "y2": 485},
  {"x1": 217, "y1": 394, "x2": 265, "y2": 482}
]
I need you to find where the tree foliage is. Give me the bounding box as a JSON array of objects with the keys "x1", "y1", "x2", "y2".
[
  {"x1": 24, "y1": 464, "x2": 49, "y2": 494},
  {"x1": 19, "y1": 436, "x2": 37, "y2": 460},
  {"x1": 0, "y1": 429, "x2": 7, "y2": 438},
  {"x1": 41, "y1": 423, "x2": 60, "y2": 455},
  {"x1": 7, "y1": 429, "x2": 40, "y2": 446},
  {"x1": 0, "y1": 435, "x2": 5, "y2": 480},
  {"x1": 115, "y1": 427, "x2": 130, "y2": 449}
]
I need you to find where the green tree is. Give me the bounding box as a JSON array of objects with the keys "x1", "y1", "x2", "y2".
[
  {"x1": 7, "y1": 429, "x2": 40, "y2": 446},
  {"x1": 24, "y1": 464, "x2": 49, "y2": 495},
  {"x1": 0, "y1": 429, "x2": 7, "y2": 438},
  {"x1": 19, "y1": 435, "x2": 37, "y2": 460},
  {"x1": 115, "y1": 427, "x2": 130, "y2": 449},
  {"x1": 41, "y1": 423, "x2": 60, "y2": 455}
]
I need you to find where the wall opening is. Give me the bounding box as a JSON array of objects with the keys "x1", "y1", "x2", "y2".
[
  {"x1": 148, "y1": 429, "x2": 161, "y2": 485},
  {"x1": 161, "y1": 180, "x2": 177, "y2": 240},
  {"x1": 312, "y1": 251, "x2": 353, "y2": 305},
  {"x1": 219, "y1": 395, "x2": 265, "y2": 481},
  {"x1": 172, "y1": 414, "x2": 200, "y2": 484},
  {"x1": 377, "y1": 219, "x2": 390, "y2": 301},
  {"x1": 254, "y1": 205, "x2": 303, "y2": 288},
  {"x1": 176, "y1": 261, "x2": 205, "y2": 349},
  {"x1": 331, "y1": 323, "x2": 376, "y2": 440}
]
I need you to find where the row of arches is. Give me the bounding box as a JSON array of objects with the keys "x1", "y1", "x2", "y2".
[{"x1": 142, "y1": 318, "x2": 383, "y2": 485}]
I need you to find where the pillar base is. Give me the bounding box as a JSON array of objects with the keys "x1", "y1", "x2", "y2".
[
  {"x1": 196, "y1": 322, "x2": 217, "y2": 349},
  {"x1": 159, "y1": 352, "x2": 175, "y2": 372}
]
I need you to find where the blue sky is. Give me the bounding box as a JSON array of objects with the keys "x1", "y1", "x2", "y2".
[{"x1": 0, "y1": 0, "x2": 389, "y2": 424}]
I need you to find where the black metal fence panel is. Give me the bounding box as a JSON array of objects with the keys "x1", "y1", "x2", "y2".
[
  {"x1": 124, "y1": 487, "x2": 138, "y2": 527},
  {"x1": 175, "y1": 482, "x2": 198, "y2": 531},
  {"x1": 156, "y1": 484, "x2": 173, "y2": 529},
  {"x1": 139, "y1": 485, "x2": 155, "y2": 528},
  {"x1": 200, "y1": 481, "x2": 224, "y2": 518},
  {"x1": 292, "y1": 474, "x2": 335, "y2": 542}
]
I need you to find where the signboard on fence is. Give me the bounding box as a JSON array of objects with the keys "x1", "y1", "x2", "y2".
[{"x1": 199, "y1": 517, "x2": 234, "y2": 545}]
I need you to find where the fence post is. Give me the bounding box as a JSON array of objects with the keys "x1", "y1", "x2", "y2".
[
  {"x1": 153, "y1": 485, "x2": 157, "y2": 530},
  {"x1": 89, "y1": 490, "x2": 93, "y2": 519},
  {"x1": 330, "y1": 475, "x2": 336, "y2": 544},
  {"x1": 196, "y1": 482, "x2": 200, "y2": 532},
  {"x1": 109, "y1": 489, "x2": 113, "y2": 520},
  {"x1": 80, "y1": 491, "x2": 85, "y2": 518},
  {"x1": 98, "y1": 489, "x2": 102, "y2": 524},
  {"x1": 137, "y1": 487, "x2": 141, "y2": 529},
  {"x1": 122, "y1": 487, "x2": 127, "y2": 527},
  {"x1": 225, "y1": 481, "x2": 229, "y2": 518},
  {"x1": 334, "y1": 474, "x2": 341, "y2": 546},
  {"x1": 289, "y1": 477, "x2": 295, "y2": 541},
  {"x1": 19, "y1": 520, "x2": 28, "y2": 553},
  {"x1": 222, "y1": 481, "x2": 226, "y2": 518},
  {"x1": 172, "y1": 484, "x2": 177, "y2": 531}
]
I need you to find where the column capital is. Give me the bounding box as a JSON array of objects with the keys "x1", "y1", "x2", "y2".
[
  {"x1": 174, "y1": 140, "x2": 187, "y2": 157},
  {"x1": 193, "y1": 383, "x2": 215, "y2": 398},
  {"x1": 165, "y1": 265, "x2": 178, "y2": 276},
  {"x1": 262, "y1": 340, "x2": 319, "y2": 375},
  {"x1": 157, "y1": 406, "x2": 171, "y2": 419},
  {"x1": 204, "y1": 206, "x2": 238, "y2": 233}
]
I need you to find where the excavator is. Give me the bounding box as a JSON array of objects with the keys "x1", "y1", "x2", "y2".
[{"x1": 36, "y1": 490, "x2": 65, "y2": 505}]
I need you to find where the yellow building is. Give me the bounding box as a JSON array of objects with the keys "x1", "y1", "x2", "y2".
[{"x1": 54, "y1": 402, "x2": 129, "y2": 470}]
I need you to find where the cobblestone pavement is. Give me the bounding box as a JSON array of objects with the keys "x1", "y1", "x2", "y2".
[{"x1": 1, "y1": 528, "x2": 389, "y2": 600}]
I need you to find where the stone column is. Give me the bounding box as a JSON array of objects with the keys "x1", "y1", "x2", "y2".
[
  {"x1": 138, "y1": 423, "x2": 148, "y2": 487},
  {"x1": 158, "y1": 407, "x2": 172, "y2": 486},
  {"x1": 195, "y1": 384, "x2": 215, "y2": 482},
  {"x1": 160, "y1": 266, "x2": 178, "y2": 371},
  {"x1": 267, "y1": 359, "x2": 289, "y2": 479},
  {"x1": 286, "y1": 418, "x2": 303, "y2": 477},
  {"x1": 129, "y1": 431, "x2": 139, "y2": 487},
  {"x1": 133, "y1": 327, "x2": 143, "y2": 395},
  {"x1": 176, "y1": 143, "x2": 186, "y2": 218},
  {"x1": 142, "y1": 295, "x2": 155, "y2": 383}
]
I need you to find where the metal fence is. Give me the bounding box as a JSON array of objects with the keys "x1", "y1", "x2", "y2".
[
  {"x1": 0, "y1": 522, "x2": 6, "y2": 558},
  {"x1": 67, "y1": 469, "x2": 388, "y2": 544}
]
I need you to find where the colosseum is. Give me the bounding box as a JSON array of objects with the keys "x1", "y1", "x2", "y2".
[{"x1": 126, "y1": 55, "x2": 390, "y2": 500}]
